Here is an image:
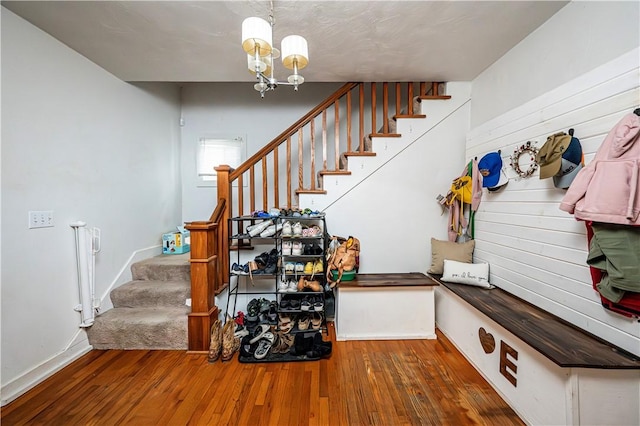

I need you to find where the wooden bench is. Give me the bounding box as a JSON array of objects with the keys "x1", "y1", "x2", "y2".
[
  {"x1": 335, "y1": 273, "x2": 439, "y2": 341},
  {"x1": 430, "y1": 273, "x2": 640, "y2": 426}
]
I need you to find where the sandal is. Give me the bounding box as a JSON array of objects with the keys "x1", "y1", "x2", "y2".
[
  {"x1": 249, "y1": 324, "x2": 271, "y2": 344},
  {"x1": 254, "y1": 332, "x2": 275, "y2": 360}
]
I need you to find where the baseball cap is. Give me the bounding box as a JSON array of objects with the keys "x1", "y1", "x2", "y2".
[
  {"x1": 536, "y1": 132, "x2": 572, "y2": 179},
  {"x1": 478, "y1": 152, "x2": 503, "y2": 188},
  {"x1": 487, "y1": 169, "x2": 509, "y2": 192},
  {"x1": 552, "y1": 135, "x2": 583, "y2": 189}
]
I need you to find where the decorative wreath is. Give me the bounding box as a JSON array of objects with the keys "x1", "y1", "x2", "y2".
[{"x1": 510, "y1": 141, "x2": 539, "y2": 178}]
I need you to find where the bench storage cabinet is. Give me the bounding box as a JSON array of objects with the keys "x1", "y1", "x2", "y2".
[
  {"x1": 335, "y1": 273, "x2": 439, "y2": 341},
  {"x1": 433, "y1": 275, "x2": 640, "y2": 426}
]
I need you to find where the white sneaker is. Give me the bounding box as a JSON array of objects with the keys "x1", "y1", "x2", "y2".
[
  {"x1": 282, "y1": 221, "x2": 293, "y2": 237},
  {"x1": 288, "y1": 279, "x2": 298, "y2": 292},
  {"x1": 292, "y1": 222, "x2": 303, "y2": 237},
  {"x1": 282, "y1": 240, "x2": 292, "y2": 255},
  {"x1": 292, "y1": 241, "x2": 303, "y2": 255},
  {"x1": 260, "y1": 223, "x2": 282, "y2": 238},
  {"x1": 248, "y1": 219, "x2": 272, "y2": 237},
  {"x1": 278, "y1": 280, "x2": 289, "y2": 292}
]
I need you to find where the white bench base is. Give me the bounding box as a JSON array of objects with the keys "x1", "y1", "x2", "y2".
[{"x1": 436, "y1": 285, "x2": 640, "y2": 426}]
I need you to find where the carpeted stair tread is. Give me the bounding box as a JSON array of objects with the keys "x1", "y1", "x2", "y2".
[
  {"x1": 131, "y1": 253, "x2": 190, "y2": 281},
  {"x1": 87, "y1": 306, "x2": 189, "y2": 350},
  {"x1": 111, "y1": 280, "x2": 190, "y2": 308}
]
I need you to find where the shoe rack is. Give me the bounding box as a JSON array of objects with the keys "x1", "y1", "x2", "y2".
[{"x1": 226, "y1": 213, "x2": 330, "y2": 363}]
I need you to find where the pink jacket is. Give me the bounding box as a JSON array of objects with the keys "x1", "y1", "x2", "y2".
[{"x1": 559, "y1": 113, "x2": 640, "y2": 225}]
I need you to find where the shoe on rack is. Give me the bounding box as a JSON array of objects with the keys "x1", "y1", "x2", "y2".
[
  {"x1": 295, "y1": 262, "x2": 305, "y2": 273},
  {"x1": 292, "y1": 222, "x2": 303, "y2": 237},
  {"x1": 298, "y1": 315, "x2": 310, "y2": 331},
  {"x1": 278, "y1": 313, "x2": 294, "y2": 334},
  {"x1": 292, "y1": 241, "x2": 303, "y2": 256},
  {"x1": 248, "y1": 219, "x2": 273, "y2": 237},
  {"x1": 231, "y1": 262, "x2": 249, "y2": 275},
  {"x1": 260, "y1": 223, "x2": 282, "y2": 238},
  {"x1": 313, "y1": 297, "x2": 324, "y2": 312},
  {"x1": 288, "y1": 279, "x2": 298, "y2": 293},
  {"x1": 297, "y1": 276, "x2": 306, "y2": 292},
  {"x1": 313, "y1": 259, "x2": 323, "y2": 274},
  {"x1": 271, "y1": 332, "x2": 295, "y2": 354},
  {"x1": 278, "y1": 279, "x2": 290, "y2": 293},
  {"x1": 282, "y1": 240, "x2": 292, "y2": 256},
  {"x1": 249, "y1": 323, "x2": 271, "y2": 344},
  {"x1": 300, "y1": 297, "x2": 312, "y2": 311},
  {"x1": 304, "y1": 261, "x2": 314, "y2": 275},
  {"x1": 269, "y1": 208, "x2": 281, "y2": 217},
  {"x1": 254, "y1": 332, "x2": 275, "y2": 360},
  {"x1": 246, "y1": 298, "x2": 260, "y2": 322},
  {"x1": 306, "y1": 332, "x2": 332, "y2": 359},
  {"x1": 299, "y1": 278, "x2": 322, "y2": 292},
  {"x1": 282, "y1": 221, "x2": 293, "y2": 237},
  {"x1": 268, "y1": 301, "x2": 278, "y2": 323},
  {"x1": 310, "y1": 312, "x2": 323, "y2": 330},
  {"x1": 284, "y1": 262, "x2": 295, "y2": 274},
  {"x1": 290, "y1": 334, "x2": 314, "y2": 356}
]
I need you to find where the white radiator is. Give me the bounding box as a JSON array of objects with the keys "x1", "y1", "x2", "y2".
[{"x1": 70, "y1": 222, "x2": 101, "y2": 327}]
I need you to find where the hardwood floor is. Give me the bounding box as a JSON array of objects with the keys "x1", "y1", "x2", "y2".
[{"x1": 1, "y1": 323, "x2": 524, "y2": 426}]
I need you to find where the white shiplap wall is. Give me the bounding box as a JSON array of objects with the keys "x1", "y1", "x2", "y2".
[{"x1": 466, "y1": 48, "x2": 640, "y2": 356}]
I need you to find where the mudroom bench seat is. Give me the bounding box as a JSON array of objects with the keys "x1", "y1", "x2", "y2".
[{"x1": 431, "y1": 273, "x2": 640, "y2": 426}]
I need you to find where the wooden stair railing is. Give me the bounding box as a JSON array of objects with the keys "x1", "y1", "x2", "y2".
[
  {"x1": 187, "y1": 81, "x2": 450, "y2": 352},
  {"x1": 184, "y1": 198, "x2": 226, "y2": 353}
]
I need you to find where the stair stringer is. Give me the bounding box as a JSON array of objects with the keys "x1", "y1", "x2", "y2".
[{"x1": 299, "y1": 82, "x2": 472, "y2": 211}]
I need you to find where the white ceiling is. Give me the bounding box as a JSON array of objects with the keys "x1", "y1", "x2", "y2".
[{"x1": 2, "y1": 1, "x2": 569, "y2": 83}]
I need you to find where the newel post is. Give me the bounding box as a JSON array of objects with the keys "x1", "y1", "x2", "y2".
[
  {"x1": 183, "y1": 165, "x2": 232, "y2": 353},
  {"x1": 184, "y1": 220, "x2": 218, "y2": 353}
]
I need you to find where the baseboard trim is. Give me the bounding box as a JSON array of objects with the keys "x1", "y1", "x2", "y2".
[
  {"x1": 1, "y1": 334, "x2": 91, "y2": 406},
  {"x1": 1, "y1": 245, "x2": 162, "y2": 407}
]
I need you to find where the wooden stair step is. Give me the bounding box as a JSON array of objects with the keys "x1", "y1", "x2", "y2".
[
  {"x1": 419, "y1": 95, "x2": 452, "y2": 100},
  {"x1": 369, "y1": 133, "x2": 401, "y2": 138},
  {"x1": 394, "y1": 114, "x2": 427, "y2": 119},
  {"x1": 319, "y1": 170, "x2": 352, "y2": 176},
  {"x1": 343, "y1": 151, "x2": 377, "y2": 157},
  {"x1": 295, "y1": 189, "x2": 327, "y2": 195}
]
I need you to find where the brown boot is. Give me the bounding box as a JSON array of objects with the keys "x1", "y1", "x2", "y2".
[
  {"x1": 221, "y1": 317, "x2": 240, "y2": 361},
  {"x1": 207, "y1": 319, "x2": 222, "y2": 363}
]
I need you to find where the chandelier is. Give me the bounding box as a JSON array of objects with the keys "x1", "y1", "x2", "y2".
[{"x1": 241, "y1": 2, "x2": 309, "y2": 98}]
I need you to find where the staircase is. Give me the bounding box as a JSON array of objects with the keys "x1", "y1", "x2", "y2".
[
  {"x1": 86, "y1": 254, "x2": 191, "y2": 350},
  {"x1": 183, "y1": 81, "x2": 465, "y2": 352}
]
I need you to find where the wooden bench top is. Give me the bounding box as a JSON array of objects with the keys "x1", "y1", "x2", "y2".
[
  {"x1": 430, "y1": 274, "x2": 640, "y2": 369},
  {"x1": 338, "y1": 273, "x2": 439, "y2": 288}
]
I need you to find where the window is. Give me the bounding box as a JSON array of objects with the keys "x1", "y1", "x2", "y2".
[{"x1": 197, "y1": 137, "x2": 245, "y2": 186}]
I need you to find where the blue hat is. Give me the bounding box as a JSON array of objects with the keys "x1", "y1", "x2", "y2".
[{"x1": 478, "y1": 152, "x2": 503, "y2": 188}]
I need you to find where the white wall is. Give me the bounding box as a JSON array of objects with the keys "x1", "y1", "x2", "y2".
[
  {"x1": 1, "y1": 9, "x2": 182, "y2": 403},
  {"x1": 180, "y1": 82, "x2": 342, "y2": 222},
  {"x1": 471, "y1": 1, "x2": 640, "y2": 128},
  {"x1": 466, "y1": 0, "x2": 640, "y2": 356}
]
